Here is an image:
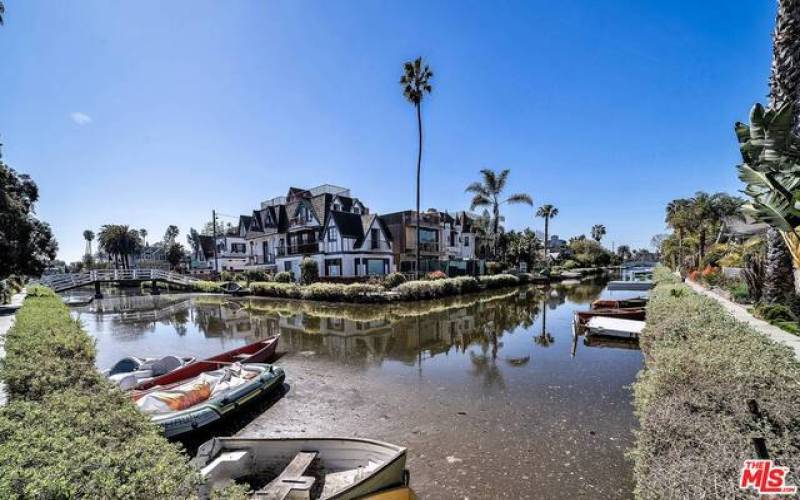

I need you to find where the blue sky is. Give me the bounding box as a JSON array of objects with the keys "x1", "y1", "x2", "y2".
[{"x1": 0, "y1": 1, "x2": 775, "y2": 262}]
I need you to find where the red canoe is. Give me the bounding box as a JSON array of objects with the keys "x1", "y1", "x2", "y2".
[
  {"x1": 135, "y1": 335, "x2": 280, "y2": 391},
  {"x1": 575, "y1": 308, "x2": 646, "y2": 326}
]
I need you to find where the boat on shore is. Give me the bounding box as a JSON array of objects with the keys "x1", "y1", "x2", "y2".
[
  {"x1": 104, "y1": 355, "x2": 195, "y2": 390},
  {"x1": 133, "y1": 362, "x2": 285, "y2": 438},
  {"x1": 575, "y1": 307, "x2": 646, "y2": 326},
  {"x1": 591, "y1": 297, "x2": 647, "y2": 310},
  {"x1": 585, "y1": 316, "x2": 645, "y2": 339},
  {"x1": 195, "y1": 436, "x2": 409, "y2": 499},
  {"x1": 135, "y1": 335, "x2": 280, "y2": 391}
]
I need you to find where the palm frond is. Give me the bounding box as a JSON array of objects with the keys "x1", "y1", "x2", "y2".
[
  {"x1": 465, "y1": 181, "x2": 489, "y2": 196},
  {"x1": 496, "y1": 169, "x2": 510, "y2": 192},
  {"x1": 470, "y1": 194, "x2": 492, "y2": 210},
  {"x1": 505, "y1": 193, "x2": 533, "y2": 206}
]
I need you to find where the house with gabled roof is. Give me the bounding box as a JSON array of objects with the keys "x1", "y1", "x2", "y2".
[{"x1": 237, "y1": 184, "x2": 394, "y2": 279}]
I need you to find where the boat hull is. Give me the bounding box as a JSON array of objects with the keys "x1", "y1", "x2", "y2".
[
  {"x1": 575, "y1": 308, "x2": 646, "y2": 326},
  {"x1": 591, "y1": 297, "x2": 647, "y2": 310},
  {"x1": 136, "y1": 335, "x2": 279, "y2": 391},
  {"x1": 196, "y1": 437, "x2": 408, "y2": 499},
  {"x1": 146, "y1": 363, "x2": 285, "y2": 438}
]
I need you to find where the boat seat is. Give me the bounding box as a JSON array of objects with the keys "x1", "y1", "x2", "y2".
[{"x1": 254, "y1": 451, "x2": 318, "y2": 500}]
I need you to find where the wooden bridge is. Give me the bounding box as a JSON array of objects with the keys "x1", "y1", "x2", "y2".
[{"x1": 38, "y1": 269, "x2": 202, "y2": 297}]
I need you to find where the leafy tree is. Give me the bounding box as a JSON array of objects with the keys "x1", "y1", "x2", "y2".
[
  {"x1": 0, "y1": 149, "x2": 58, "y2": 279},
  {"x1": 569, "y1": 238, "x2": 612, "y2": 267},
  {"x1": 163, "y1": 225, "x2": 179, "y2": 246},
  {"x1": 166, "y1": 243, "x2": 186, "y2": 270},
  {"x1": 83, "y1": 230, "x2": 95, "y2": 256},
  {"x1": 536, "y1": 204, "x2": 558, "y2": 261},
  {"x1": 617, "y1": 244, "x2": 632, "y2": 261},
  {"x1": 466, "y1": 169, "x2": 532, "y2": 257},
  {"x1": 400, "y1": 56, "x2": 433, "y2": 278},
  {"x1": 200, "y1": 219, "x2": 232, "y2": 236},
  {"x1": 504, "y1": 229, "x2": 541, "y2": 269},
  {"x1": 590, "y1": 224, "x2": 606, "y2": 243},
  {"x1": 186, "y1": 228, "x2": 201, "y2": 259},
  {"x1": 97, "y1": 225, "x2": 142, "y2": 269}
]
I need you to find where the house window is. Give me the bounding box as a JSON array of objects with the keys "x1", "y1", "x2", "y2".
[
  {"x1": 325, "y1": 258, "x2": 342, "y2": 277},
  {"x1": 354, "y1": 258, "x2": 360, "y2": 276},
  {"x1": 366, "y1": 258, "x2": 387, "y2": 276},
  {"x1": 328, "y1": 227, "x2": 339, "y2": 242},
  {"x1": 284, "y1": 261, "x2": 292, "y2": 272},
  {"x1": 464, "y1": 236, "x2": 470, "y2": 247},
  {"x1": 370, "y1": 228, "x2": 379, "y2": 249},
  {"x1": 333, "y1": 203, "x2": 341, "y2": 211},
  {"x1": 353, "y1": 206, "x2": 360, "y2": 214}
]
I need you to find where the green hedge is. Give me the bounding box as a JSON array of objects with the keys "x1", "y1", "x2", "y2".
[
  {"x1": 0, "y1": 286, "x2": 198, "y2": 498},
  {"x1": 394, "y1": 276, "x2": 480, "y2": 300},
  {"x1": 478, "y1": 273, "x2": 520, "y2": 289},
  {"x1": 631, "y1": 267, "x2": 800, "y2": 499}
]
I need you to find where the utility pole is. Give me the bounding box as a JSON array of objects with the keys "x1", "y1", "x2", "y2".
[{"x1": 212, "y1": 209, "x2": 219, "y2": 273}]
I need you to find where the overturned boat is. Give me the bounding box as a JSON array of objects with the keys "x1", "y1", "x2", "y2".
[
  {"x1": 196, "y1": 437, "x2": 409, "y2": 499},
  {"x1": 133, "y1": 362, "x2": 285, "y2": 438}
]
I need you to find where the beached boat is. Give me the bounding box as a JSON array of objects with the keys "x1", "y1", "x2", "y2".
[
  {"x1": 607, "y1": 280, "x2": 653, "y2": 291},
  {"x1": 591, "y1": 297, "x2": 647, "y2": 310},
  {"x1": 133, "y1": 362, "x2": 285, "y2": 438},
  {"x1": 585, "y1": 316, "x2": 645, "y2": 339},
  {"x1": 103, "y1": 355, "x2": 195, "y2": 390},
  {"x1": 135, "y1": 335, "x2": 280, "y2": 391},
  {"x1": 196, "y1": 437, "x2": 409, "y2": 499},
  {"x1": 575, "y1": 307, "x2": 646, "y2": 326}
]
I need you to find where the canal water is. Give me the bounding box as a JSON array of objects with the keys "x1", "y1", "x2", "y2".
[{"x1": 71, "y1": 277, "x2": 644, "y2": 499}]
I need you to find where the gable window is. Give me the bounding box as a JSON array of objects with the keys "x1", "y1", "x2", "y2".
[
  {"x1": 464, "y1": 236, "x2": 470, "y2": 247},
  {"x1": 370, "y1": 228, "x2": 380, "y2": 249},
  {"x1": 328, "y1": 227, "x2": 339, "y2": 242}
]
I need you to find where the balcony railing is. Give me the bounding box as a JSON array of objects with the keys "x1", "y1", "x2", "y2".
[
  {"x1": 288, "y1": 242, "x2": 320, "y2": 255},
  {"x1": 246, "y1": 254, "x2": 276, "y2": 266},
  {"x1": 406, "y1": 242, "x2": 441, "y2": 253}
]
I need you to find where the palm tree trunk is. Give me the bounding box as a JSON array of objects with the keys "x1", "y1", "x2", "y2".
[
  {"x1": 492, "y1": 203, "x2": 499, "y2": 259},
  {"x1": 769, "y1": 0, "x2": 800, "y2": 294},
  {"x1": 764, "y1": 227, "x2": 795, "y2": 303},
  {"x1": 543, "y1": 217, "x2": 549, "y2": 265},
  {"x1": 415, "y1": 103, "x2": 422, "y2": 279}
]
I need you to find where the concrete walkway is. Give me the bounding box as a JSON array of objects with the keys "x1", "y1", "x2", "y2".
[
  {"x1": 0, "y1": 292, "x2": 26, "y2": 405},
  {"x1": 686, "y1": 280, "x2": 800, "y2": 361}
]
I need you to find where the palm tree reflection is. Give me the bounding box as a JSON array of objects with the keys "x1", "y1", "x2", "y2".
[{"x1": 534, "y1": 296, "x2": 555, "y2": 347}]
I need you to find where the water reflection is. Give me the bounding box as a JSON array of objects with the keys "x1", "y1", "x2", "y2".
[{"x1": 72, "y1": 276, "x2": 642, "y2": 374}]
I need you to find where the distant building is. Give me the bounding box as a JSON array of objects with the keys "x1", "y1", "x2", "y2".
[
  {"x1": 380, "y1": 209, "x2": 482, "y2": 275},
  {"x1": 237, "y1": 185, "x2": 395, "y2": 279}
]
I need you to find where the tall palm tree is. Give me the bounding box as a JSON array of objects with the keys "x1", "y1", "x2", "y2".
[
  {"x1": 665, "y1": 198, "x2": 693, "y2": 268},
  {"x1": 466, "y1": 169, "x2": 533, "y2": 258},
  {"x1": 0, "y1": 1, "x2": 5, "y2": 25},
  {"x1": 139, "y1": 228, "x2": 148, "y2": 247},
  {"x1": 536, "y1": 204, "x2": 558, "y2": 261},
  {"x1": 83, "y1": 230, "x2": 95, "y2": 257},
  {"x1": 766, "y1": 0, "x2": 800, "y2": 295},
  {"x1": 187, "y1": 228, "x2": 201, "y2": 259},
  {"x1": 98, "y1": 225, "x2": 143, "y2": 269},
  {"x1": 400, "y1": 57, "x2": 433, "y2": 278},
  {"x1": 591, "y1": 224, "x2": 607, "y2": 243}
]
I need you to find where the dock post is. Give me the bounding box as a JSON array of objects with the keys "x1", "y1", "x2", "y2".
[
  {"x1": 94, "y1": 281, "x2": 103, "y2": 299},
  {"x1": 151, "y1": 279, "x2": 160, "y2": 295}
]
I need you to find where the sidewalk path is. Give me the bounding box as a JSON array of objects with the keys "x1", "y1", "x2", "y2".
[
  {"x1": 686, "y1": 280, "x2": 800, "y2": 361},
  {"x1": 0, "y1": 292, "x2": 26, "y2": 405}
]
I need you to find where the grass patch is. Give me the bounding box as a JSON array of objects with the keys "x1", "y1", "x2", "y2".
[
  {"x1": 0, "y1": 286, "x2": 198, "y2": 498},
  {"x1": 631, "y1": 267, "x2": 800, "y2": 499}
]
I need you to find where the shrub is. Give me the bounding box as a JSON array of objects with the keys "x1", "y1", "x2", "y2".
[
  {"x1": 0, "y1": 290, "x2": 198, "y2": 497},
  {"x1": 220, "y1": 271, "x2": 245, "y2": 282},
  {"x1": 631, "y1": 266, "x2": 800, "y2": 498},
  {"x1": 274, "y1": 271, "x2": 293, "y2": 283},
  {"x1": 479, "y1": 274, "x2": 520, "y2": 289},
  {"x1": 192, "y1": 280, "x2": 223, "y2": 293},
  {"x1": 485, "y1": 261, "x2": 503, "y2": 275},
  {"x1": 300, "y1": 257, "x2": 319, "y2": 285},
  {"x1": 1, "y1": 294, "x2": 99, "y2": 400},
  {"x1": 250, "y1": 281, "x2": 302, "y2": 299},
  {"x1": 393, "y1": 276, "x2": 479, "y2": 300},
  {"x1": 244, "y1": 269, "x2": 271, "y2": 283},
  {"x1": 383, "y1": 272, "x2": 406, "y2": 289},
  {"x1": 425, "y1": 270, "x2": 447, "y2": 281},
  {"x1": 754, "y1": 303, "x2": 797, "y2": 323},
  {"x1": 727, "y1": 281, "x2": 749, "y2": 303},
  {"x1": 561, "y1": 259, "x2": 579, "y2": 270},
  {"x1": 516, "y1": 273, "x2": 535, "y2": 284}
]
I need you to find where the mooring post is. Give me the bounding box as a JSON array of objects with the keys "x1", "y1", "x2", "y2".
[
  {"x1": 94, "y1": 281, "x2": 103, "y2": 299},
  {"x1": 151, "y1": 279, "x2": 160, "y2": 295}
]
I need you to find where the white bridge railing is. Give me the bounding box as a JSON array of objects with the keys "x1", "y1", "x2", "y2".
[{"x1": 39, "y1": 269, "x2": 202, "y2": 292}]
